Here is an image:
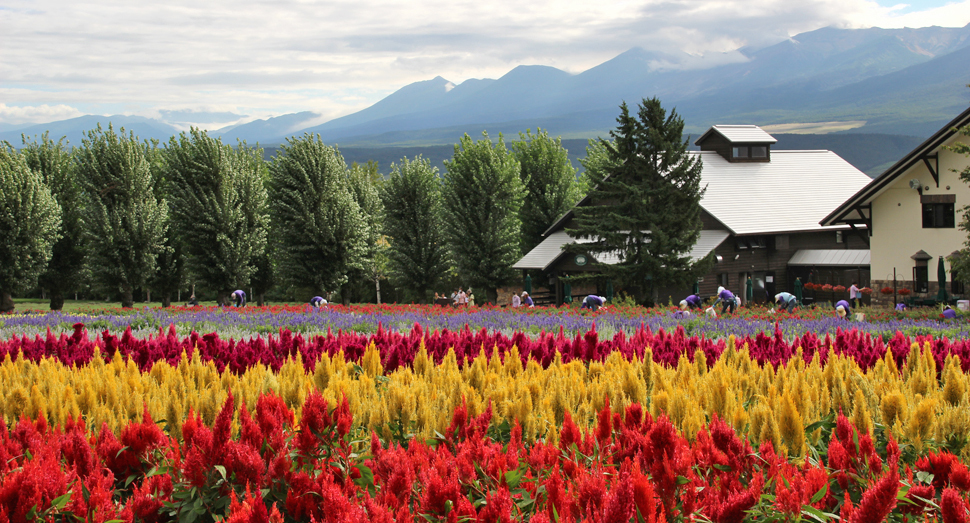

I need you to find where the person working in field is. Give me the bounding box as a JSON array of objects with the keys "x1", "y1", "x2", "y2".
[
  {"x1": 310, "y1": 296, "x2": 327, "y2": 308},
  {"x1": 581, "y1": 295, "x2": 606, "y2": 311},
  {"x1": 680, "y1": 294, "x2": 702, "y2": 311},
  {"x1": 774, "y1": 292, "x2": 798, "y2": 312},
  {"x1": 521, "y1": 291, "x2": 534, "y2": 308},
  {"x1": 835, "y1": 299, "x2": 851, "y2": 319},
  {"x1": 711, "y1": 286, "x2": 738, "y2": 314},
  {"x1": 231, "y1": 290, "x2": 246, "y2": 307}
]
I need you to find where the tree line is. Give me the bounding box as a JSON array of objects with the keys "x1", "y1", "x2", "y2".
[{"x1": 0, "y1": 125, "x2": 594, "y2": 310}]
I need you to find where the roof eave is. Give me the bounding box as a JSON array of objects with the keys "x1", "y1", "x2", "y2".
[{"x1": 820, "y1": 105, "x2": 970, "y2": 227}]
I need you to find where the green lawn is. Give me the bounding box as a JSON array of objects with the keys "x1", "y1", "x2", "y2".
[{"x1": 9, "y1": 298, "x2": 294, "y2": 314}]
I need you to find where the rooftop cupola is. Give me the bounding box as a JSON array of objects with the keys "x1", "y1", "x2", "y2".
[{"x1": 695, "y1": 125, "x2": 777, "y2": 163}]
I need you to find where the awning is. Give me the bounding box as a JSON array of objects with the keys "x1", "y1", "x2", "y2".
[
  {"x1": 788, "y1": 249, "x2": 870, "y2": 266},
  {"x1": 513, "y1": 229, "x2": 730, "y2": 270}
]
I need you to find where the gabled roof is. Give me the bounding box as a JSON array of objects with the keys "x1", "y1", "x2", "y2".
[
  {"x1": 546, "y1": 149, "x2": 870, "y2": 237},
  {"x1": 821, "y1": 106, "x2": 970, "y2": 227},
  {"x1": 513, "y1": 230, "x2": 730, "y2": 271},
  {"x1": 695, "y1": 125, "x2": 778, "y2": 145},
  {"x1": 788, "y1": 249, "x2": 870, "y2": 266}
]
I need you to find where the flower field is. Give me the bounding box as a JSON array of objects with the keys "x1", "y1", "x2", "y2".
[{"x1": 2, "y1": 305, "x2": 970, "y2": 522}]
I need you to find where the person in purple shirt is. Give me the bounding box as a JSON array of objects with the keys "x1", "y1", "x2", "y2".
[
  {"x1": 231, "y1": 289, "x2": 246, "y2": 307},
  {"x1": 581, "y1": 295, "x2": 606, "y2": 311},
  {"x1": 712, "y1": 286, "x2": 737, "y2": 314},
  {"x1": 310, "y1": 296, "x2": 326, "y2": 308},
  {"x1": 943, "y1": 306, "x2": 958, "y2": 319},
  {"x1": 835, "y1": 299, "x2": 851, "y2": 319},
  {"x1": 680, "y1": 294, "x2": 702, "y2": 310},
  {"x1": 521, "y1": 291, "x2": 535, "y2": 308}
]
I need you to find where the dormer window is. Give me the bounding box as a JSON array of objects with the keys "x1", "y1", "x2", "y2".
[{"x1": 695, "y1": 125, "x2": 776, "y2": 163}]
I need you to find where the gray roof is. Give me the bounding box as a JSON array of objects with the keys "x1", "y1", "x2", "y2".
[
  {"x1": 541, "y1": 149, "x2": 869, "y2": 238},
  {"x1": 788, "y1": 249, "x2": 870, "y2": 266},
  {"x1": 697, "y1": 150, "x2": 871, "y2": 235},
  {"x1": 695, "y1": 125, "x2": 778, "y2": 145},
  {"x1": 513, "y1": 229, "x2": 729, "y2": 270}
]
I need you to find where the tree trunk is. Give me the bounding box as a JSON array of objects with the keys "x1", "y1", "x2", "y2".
[
  {"x1": 0, "y1": 292, "x2": 14, "y2": 313},
  {"x1": 217, "y1": 290, "x2": 230, "y2": 307},
  {"x1": 50, "y1": 291, "x2": 65, "y2": 311},
  {"x1": 121, "y1": 287, "x2": 134, "y2": 309},
  {"x1": 257, "y1": 293, "x2": 265, "y2": 306},
  {"x1": 486, "y1": 287, "x2": 498, "y2": 305},
  {"x1": 375, "y1": 277, "x2": 382, "y2": 305},
  {"x1": 651, "y1": 285, "x2": 659, "y2": 308},
  {"x1": 161, "y1": 293, "x2": 171, "y2": 308}
]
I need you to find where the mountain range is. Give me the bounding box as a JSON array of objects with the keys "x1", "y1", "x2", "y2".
[{"x1": 3, "y1": 23, "x2": 970, "y2": 152}]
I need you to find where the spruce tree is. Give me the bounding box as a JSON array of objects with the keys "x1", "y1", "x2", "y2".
[
  {"x1": 74, "y1": 124, "x2": 167, "y2": 308},
  {"x1": 164, "y1": 129, "x2": 269, "y2": 305},
  {"x1": 511, "y1": 129, "x2": 581, "y2": 254},
  {"x1": 441, "y1": 132, "x2": 523, "y2": 304},
  {"x1": 268, "y1": 133, "x2": 367, "y2": 295},
  {"x1": 0, "y1": 144, "x2": 61, "y2": 312},
  {"x1": 567, "y1": 98, "x2": 708, "y2": 304},
  {"x1": 20, "y1": 132, "x2": 84, "y2": 310},
  {"x1": 381, "y1": 156, "x2": 448, "y2": 301}
]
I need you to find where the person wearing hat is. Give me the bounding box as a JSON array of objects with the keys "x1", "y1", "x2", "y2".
[
  {"x1": 310, "y1": 296, "x2": 327, "y2": 308},
  {"x1": 774, "y1": 292, "x2": 798, "y2": 312},
  {"x1": 712, "y1": 286, "x2": 738, "y2": 314},
  {"x1": 231, "y1": 289, "x2": 247, "y2": 307},
  {"x1": 943, "y1": 305, "x2": 958, "y2": 319},
  {"x1": 835, "y1": 299, "x2": 851, "y2": 319},
  {"x1": 581, "y1": 294, "x2": 606, "y2": 311},
  {"x1": 187, "y1": 294, "x2": 199, "y2": 306},
  {"x1": 680, "y1": 294, "x2": 702, "y2": 310},
  {"x1": 522, "y1": 291, "x2": 535, "y2": 308}
]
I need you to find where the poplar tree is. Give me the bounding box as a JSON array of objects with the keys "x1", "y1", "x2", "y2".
[
  {"x1": 0, "y1": 144, "x2": 61, "y2": 312},
  {"x1": 567, "y1": 98, "x2": 708, "y2": 304},
  {"x1": 441, "y1": 132, "x2": 523, "y2": 304},
  {"x1": 343, "y1": 162, "x2": 384, "y2": 303},
  {"x1": 74, "y1": 125, "x2": 167, "y2": 308},
  {"x1": 512, "y1": 129, "x2": 581, "y2": 254},
  {"x1": 268, "y1": 133, "x2": 367, "y2": 295},
  {"x1": 20, "y1": 132, "x2": 84, "y2": 310},
  {"x1": 164, "y1": 129, "x2": 269, "y2": 305},
  {"x1": 381, "y1": 156, "x2": 448, "y2": 301}
]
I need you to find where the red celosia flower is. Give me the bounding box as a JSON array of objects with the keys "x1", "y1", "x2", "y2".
[
  {"x1": 849, "y1": 463, "x2": 899, "y2": 523},
  {"x1": 942, "y1": 488, "x2": 970, "y2": 523},
  {"x1": 900, "y1": 484, "x2": 935, "y2": 515}
]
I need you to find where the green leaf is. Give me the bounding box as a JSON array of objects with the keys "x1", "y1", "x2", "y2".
[
  {"x1": 50, "y1": 492, "x2": 71, "y2": 510},
  {"x1": 505, "y1": 468, "x2": 525, "y2": 488},
  {"x1": 676, "y1": 475, "x2": 691, "y2": 485},
  {"x1": 713, "y1": 464, "x2": 732, "y2": 472},
  {"x1": 810, "y1": 483, "x2": 828, "y2": 504}
]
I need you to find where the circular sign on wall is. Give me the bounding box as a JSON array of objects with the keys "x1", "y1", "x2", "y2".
[{"x1": 575, "y1": 254, "x2": 588, "y2": 266}]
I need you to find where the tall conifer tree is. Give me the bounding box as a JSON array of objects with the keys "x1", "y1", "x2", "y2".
[
  {"x1": 567, "y1": 98, "x2": 708, "y2": 304},
  {"x1": 441, "y1": 132, "x2": 523, "y2": 304}
]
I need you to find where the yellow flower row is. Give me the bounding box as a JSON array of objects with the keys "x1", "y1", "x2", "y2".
[{"x1": 1, "y1": 337, "x2": 966, "y2": 459}]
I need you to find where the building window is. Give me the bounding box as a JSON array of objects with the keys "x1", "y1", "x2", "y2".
[
  {"x1": 922, "y1": 200, "x2": 955, "y2": 228},
  {"x1": 719, "y1": 273, "x2": 729, "y2": 288},
  {"x1": 913, "y1": 265, "x2": 929, "y2": 293},
  {"x1": 751, "y1": 146, "x2": 767, "y2": 158},
  {"x1": 732, "y1": 146, "x2": 748, "y2": 159},
  {"x1": 953, "y1": 278, "x2": 965, "y2": 295}
]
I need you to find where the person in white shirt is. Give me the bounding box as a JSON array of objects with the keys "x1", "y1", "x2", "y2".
[
  {"x1": 511, "y1": 293, "x2": 521, "y2": 308},
  {"x1": 458, "y1": 289, "x2": 468, "y2": 306},
  {"x1": 849, "y1": 282, "x2": 861, "y2": 309}
]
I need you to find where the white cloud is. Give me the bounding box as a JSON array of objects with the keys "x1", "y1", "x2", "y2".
[
  {"x1": 0, "y1": 0, "x2": 967, "y2": 126},
  {"x1": 0, "y1": 103, "x2": 83, "y2": 125}
]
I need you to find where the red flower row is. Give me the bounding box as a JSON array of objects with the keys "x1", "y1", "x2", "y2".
[{"x1": 1, "y1": 393, "x2": 969, "y2": 523}]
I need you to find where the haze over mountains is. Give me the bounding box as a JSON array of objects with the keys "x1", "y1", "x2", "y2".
[{"x1": 4, "y1": 23, "x2": 969, "y2": 154}]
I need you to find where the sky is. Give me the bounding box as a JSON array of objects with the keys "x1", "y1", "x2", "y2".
[{"x1": 1, "y1": 0, "x2": 969, "y2": 129}]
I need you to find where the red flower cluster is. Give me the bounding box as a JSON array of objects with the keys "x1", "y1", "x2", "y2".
[{"x1": 0, "y1": 394, "x2": 962, "y2": 522}]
